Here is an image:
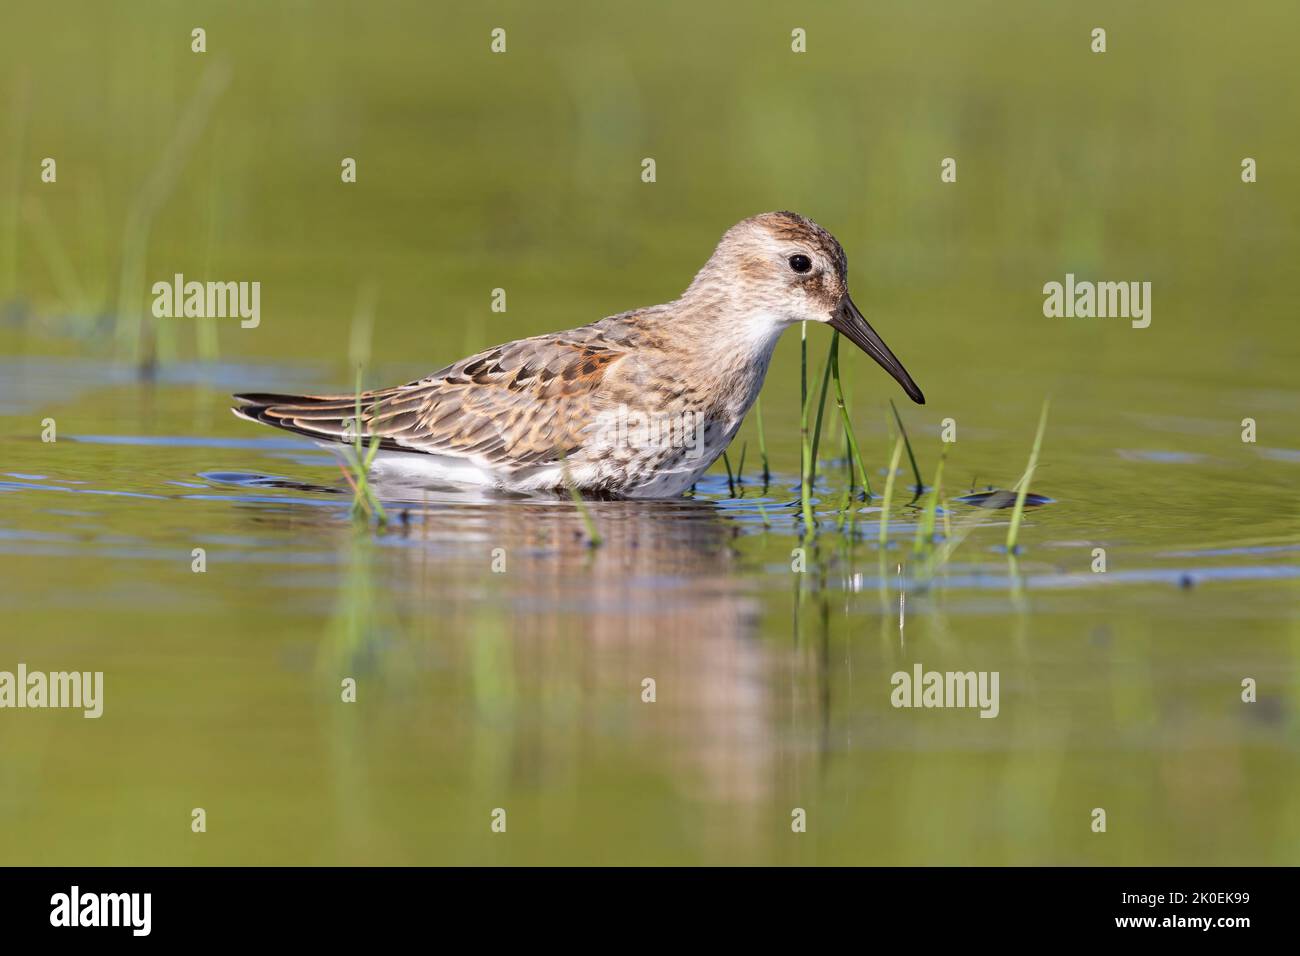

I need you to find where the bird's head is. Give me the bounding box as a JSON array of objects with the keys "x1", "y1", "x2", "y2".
[{"x1": 687, "y1": 211, "x2": 924, "y2": 405}]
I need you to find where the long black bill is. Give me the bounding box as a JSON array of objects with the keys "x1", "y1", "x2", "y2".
[{"x1": 828, "y1": 295, "x2": 925, "y2": 405}]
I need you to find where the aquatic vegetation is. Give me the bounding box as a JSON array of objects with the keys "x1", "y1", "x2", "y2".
[
  {"x1": 337, "y1": 368, "x2": 387, "y2": 526},
  {"x1": 912, "y1": 447, "x2": 946, "y2": 556},
  {"x1": 721, "y1": 448, "x2": 737, "y2": 497},
  {"x1": 797, "y1": 329, "x2": 842, "y2": 540},
  {"x1": 1006, "y1": 400, "x2": 1051, "y2": 554},
  {"x1": 890, "y1": 398, "x2": 924, "y2": 497},
  {"x1": 754, "y1": 395, "x2": 771, "y2": 487},
  {"x1": 771, "y1": 332, "x2": 1055, "y2": 588},
  {"x1": 807, "y1": 333, "x2": 835, "y2": 490},
  {"x1": 798, "y1": 322, "x2": 815, "y2": 537},
  {"x1": 878, "y1": 435, "x2": 905, "y2": 546},
  {"x1": 830, "y1": 333, "x2": 873, "y2": 499},
  {"x1": 560, "y1": 456, "x2": 603, "y2": 548}
]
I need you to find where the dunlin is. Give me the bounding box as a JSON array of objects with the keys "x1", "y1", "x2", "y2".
[{"x1": 233, "y1": 211, "x2": 924, "y2": 498}]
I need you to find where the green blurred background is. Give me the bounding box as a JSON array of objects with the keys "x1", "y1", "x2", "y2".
[
  {"x1": 4, "y1": 0, "x2": 1296, "y2": 384},
  {"x1": 0, "y1": 1, "x2": 1297, "y2": 865}
]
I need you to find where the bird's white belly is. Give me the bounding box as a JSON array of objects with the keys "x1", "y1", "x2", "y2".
[
  {"x1": 321, "y1": 442, "x2": 501, "y2": 487},
  {"x1": 324, "y1": 405, "x2": 746, "y2": 499}
]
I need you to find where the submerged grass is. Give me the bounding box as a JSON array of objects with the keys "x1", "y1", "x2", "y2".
[
  {"x1": 563, "y1": 469, "x2": 604, "y2": 548},
  {"x1": 556, "y1": 447, "x2": 603, "y2": 548}
]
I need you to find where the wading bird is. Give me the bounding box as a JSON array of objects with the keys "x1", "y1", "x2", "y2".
[{"x1": 233, "y1": 211, "x2": 924, "y2": 497}]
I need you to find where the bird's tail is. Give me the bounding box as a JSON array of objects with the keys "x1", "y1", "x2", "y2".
[{"x1": 232, "y1": 391, "x2": 387, "y2": 445}]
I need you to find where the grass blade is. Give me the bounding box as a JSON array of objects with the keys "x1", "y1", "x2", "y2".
[
  {"x1": 799, "y1": 322, "x2": 815, "y2": 538},
  {"x1": 808, "y1": 335, "x2": 835, "y2": 489},
  {"x1": 889, "y1": 398, "x2": 924, "y2": 498},
  {"x1": 561, "y1": 458, "x2": 603, "y2": 548},
  {"x1": 878, "y1": 434, "x2": 905, "y2": 545},
  {"x1": 830, "y1": 333, "x2": 873, "y2": 498},
  {"x1": 913, "y1": 447, "x2": 947, "y2": 556},
  {"x1": 798, "y1": 330, "x2": 837, "y2": 540},
  {"x1": 754, "y1": 396, "x2": 771, "y2": 487},
  {"x1": 1005, "y1": 400, "x2": 1050, "y2": 554},
  {"x1": 345, "y1": 366, "x2": 386, "y2": 525}
]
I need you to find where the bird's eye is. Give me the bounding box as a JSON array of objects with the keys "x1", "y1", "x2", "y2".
[{"x1": 788, "y1": 254, "x2": 812, "y2": 274}]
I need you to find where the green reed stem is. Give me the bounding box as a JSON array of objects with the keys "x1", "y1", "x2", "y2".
[
  {"x1": 830, "y1": 333, "x2": 873, "y2": 497},
  {"x1": 913, "y1": 447, "x2": 947, "y2": 556},
  {"x1": 555, "y1": 445, "x2": 602, "y2": 547},
  {"x1": 564, "y1": 474, "x2": 603, "y2": 548},
  {"x1": 722, "y1": 449, "x2": 736, "y2": 497},
  {"x1": 835, "y1": 484, "x2": 853, "y2": 534},
  {"x1": 754, "y1": 396, "x2": 771, "y2": 486},
  {"x1": 878, "y1": 434, "x2": 905, "y2": 546},
  {"x1": 1005, "y1": 400, "x2": 1050, "y2": 554},
  {"x1": 889, "y1": 398, "x2": 924, "y2": 497},
  {"x1": 808, "y1": 337, "x2": 834, "y2": 490},
  {"x1": 346, "y1": 367, "x2": 386, "y2": 525},
  {"x1": 799, "y1": 323, "x2": 815, "y2": 537}
]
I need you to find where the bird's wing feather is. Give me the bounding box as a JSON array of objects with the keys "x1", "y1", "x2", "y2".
[{"x1": 232, "y1": 331, "x2": 630, "y2": 469}]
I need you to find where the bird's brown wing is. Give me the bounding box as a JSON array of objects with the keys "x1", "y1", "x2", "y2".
[{"x1": 232, "y1": 332, "x2": 629, "y2": 468}]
